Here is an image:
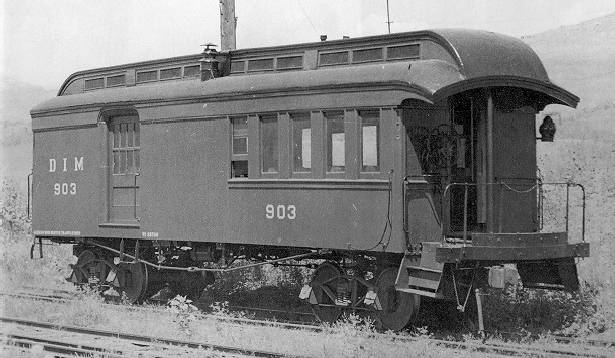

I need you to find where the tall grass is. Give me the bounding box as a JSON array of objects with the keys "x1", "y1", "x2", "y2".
[{"x1": 0, "y1": 230, "x2": 74, "y2": 292}]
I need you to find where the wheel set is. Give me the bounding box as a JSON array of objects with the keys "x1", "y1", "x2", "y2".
[
  {"x1": 307, "y1": 261, "x2": 420, "y2": 331},
  {"x1": 68, "y1": 249, "x2": 149, "y2": 303},
  {"x1": 70, "y1": 249, "x2": 421, "y2": 330}
]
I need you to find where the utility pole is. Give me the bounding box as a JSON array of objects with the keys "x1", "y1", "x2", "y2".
[
  {"x1": 386, "y1": 0, "x2": 392, "y2": 34},
  {"x1": 220, "y1": 0, "x2": 237, "y2": 51}
]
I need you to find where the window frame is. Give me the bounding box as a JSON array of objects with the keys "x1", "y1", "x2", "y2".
[
  {"x1": 276, "y1": 55, "x2": 304, "y2": 71},
  {"x1": 247, "y1": 58, "x2": 275, "y2": 73},
  {"x1": 385, "y1": 43, "x2": 421, "y2": 61},
  {"x1": 110, "y1": 117, "x2": 140, "y2": 176},
  {"x1": 227, "y1": 107, "x2": 388, "y2": 183},
  {"x1": 159, "y1": 66, "x2": 182, "y2": 81},
  {"x1": 182, "y1": 64, "x2": 201, "y2": 78},
  {"x1": 351, "y1": 47, "x2": 384, "y2": 64},
  {"x1": 106, "y1": 73, "x2": 126, "y2": 88},
  {"x1": 136, "y1": 69, "x2": 159, "y2": 83},
  {"x1": 230, "y1": 116, "x2": 249, "y2": 178},
  {"x1": 84, "y1": 77, "x2": 105, "y2": 91},
  {"x1": 290, "y1": 112, "x2": 313, "y2": 178},
  {"x1": 104, "y1": 114, "x2": 141, "y2": 226},
  {"x1": 319, "y1": 50, "x2": 350, "y2": 67},
  {"x1": 359, "y1": 109, "x2": 381, "y2": 175},
  {"x1": 324, "y1": 111, "x2": 347, "y2": 178},
  {"x1": 259, "y1": 114, "x2": 280, "y2": 176}
]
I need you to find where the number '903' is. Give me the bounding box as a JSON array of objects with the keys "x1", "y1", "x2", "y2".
[
  {"x1": 265, "y1": 204, "x2": 296, "y2": 220},
  {"x1": 54, "y1": 182, "x2": 77, "y2": 195}
]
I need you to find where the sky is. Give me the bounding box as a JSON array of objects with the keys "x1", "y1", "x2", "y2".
[{"x1": 2, "y1": 0, "x2": 615, "y2": 91}]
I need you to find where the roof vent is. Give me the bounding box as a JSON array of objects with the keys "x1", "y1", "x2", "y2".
[
  {"x1": 199, "y1": 43, "x2": 219, "y2": 81},
  {"x1": 320, "y1": 35, "x2": 327, "y2": 41}
]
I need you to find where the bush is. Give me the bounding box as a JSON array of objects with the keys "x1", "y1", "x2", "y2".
[
  {"x1": 0, "y1": 178, "x2": 30, "y2": 236},
  {"x1": 480, "y1": 282, "x2": 615, "y2": 337},
  {"x1": 0, "y1": 179, "x2": 73, "y2": 291}
]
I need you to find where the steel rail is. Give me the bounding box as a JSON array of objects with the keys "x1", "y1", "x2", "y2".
[
  {"x1": 1, "y1": 334, "x2": 126, "y2": 358},
  {"x1": 0, "y1": 316, "x2": 310, "y2": 358},
  {"x1": 6, "y1": 314, "x2": 606, "y2": 358},
  {"x1": 226, "y1": 304, "x2": 318, "y2": 325},
  {"x1": 0, "y1": 290, "x2": 323, "y2": 332},
  {"x1": 549, "y1": 334, "x2": 615, "y2": 349},
  {"x1": 4, "y1": 290, "x2": 613, "y2": 357},
  {"x1": 0, "y1": 344, "x2": 80, "y2": 358}
]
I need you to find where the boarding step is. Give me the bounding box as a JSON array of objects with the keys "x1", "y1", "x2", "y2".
[{"x1": 395, "y1": 242, "x2": 444, "y2": 298}]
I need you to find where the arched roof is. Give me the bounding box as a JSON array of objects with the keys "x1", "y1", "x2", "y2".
[{"x1": 31, "y1": 29, "x2": 578, "y2": 116}]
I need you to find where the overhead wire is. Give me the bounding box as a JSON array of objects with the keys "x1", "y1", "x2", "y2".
[{"x1": 295, "y1": 0, "x2": 318, "y2": 35}]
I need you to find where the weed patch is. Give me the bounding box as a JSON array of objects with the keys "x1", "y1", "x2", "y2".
[{"x1": 0, "y1": 231, "x2": 74, "y2": 292}]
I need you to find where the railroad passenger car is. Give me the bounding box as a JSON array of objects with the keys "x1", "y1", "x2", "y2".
[{"x1": 30, "y1": 29, "x2": 589, "y2": 330}]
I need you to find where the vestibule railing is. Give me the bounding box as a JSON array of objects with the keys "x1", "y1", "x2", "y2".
[{"x1": 439, "y1": 181, "x2": 586, "y2": 244}]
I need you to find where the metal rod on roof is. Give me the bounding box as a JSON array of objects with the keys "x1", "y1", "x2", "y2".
[{"x1": 386, "y1": 0, "x2": 392, "y2": 34}]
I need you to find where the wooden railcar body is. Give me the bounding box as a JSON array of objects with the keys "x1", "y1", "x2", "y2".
[{"x1": 30, "y1": 29, "x2": 589, "y2": 320}]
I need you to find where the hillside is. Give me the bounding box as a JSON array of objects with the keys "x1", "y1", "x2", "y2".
[
  {"x1": 0, "y1": 78, "x2": 55, "y2": 187},
  {"x1": 522, "y1": 13, "x2": 615, "y2": 283},
  {"x1": 523, "y1": 11, "x2": 615, "y2": 106},
  {"x1": 0, "y1": 77, "x2": 56, "y2": 144},
  {"x1": 523, "y1": 12, "x2": 615, "y2": 139}
]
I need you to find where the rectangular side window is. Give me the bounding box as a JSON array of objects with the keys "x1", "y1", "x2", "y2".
[
  {"x1": 106, "y1": 74, "x2": 126, "y2": 87},
  {"x1": 326, "y1": 112, "x2": 345, "y2": 172},
  {"x1": 360, "y1": 111, "x2": 380, "y2": 172},
  {"x1": 320, "y1": 51, "x2": 349, "y2": 66},
  {"x1": 292, "y1": 113, "x2": 311, "y2": 173},
  {"x1": 183, "y1": 65, "x2": 200, "y2": 77},
  {"x1": 232, "y1": 117, "x2": 248, "y2": 154},
  {"x1": 85, "y1": 78, "x2": 104, "y2": 90},
  {"x1": 277, "y1": 56, "x2": 303, "y2": 70},
  {"x1": 136, "y1": 70, "x2": 158, "y2": 83},
  {"x1": 352, "y1": 48, "x2": 383, "y2": 63},
  {"x1": 387, "y1": 44, "x2": 420, "y2": 60},
  {"x1": 232, "y1": 161, "x2": 248, "y2": 178},
  {"x1": 230, "y1": 61, "x2": 245, "y2": 73},
  {"x1": 248, "y1": 58, "x2": 274, "y2": 72},
  {"x1": 160, "y1": 67, "x2": 181, "y2": 80},
  {"x1": 111, "y1": 120, "x2": 140, "y2": 175},
  {"x1": 261, "y1": 115, "x2": 279, "y2": 173},
  {"x1": 231, "y1": 117, "x2": 248, "y2": 178}
]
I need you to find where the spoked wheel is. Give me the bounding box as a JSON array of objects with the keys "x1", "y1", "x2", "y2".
[
  {"x1": 116, "y1": 262, "x2": 149, "y2": 303},
  {"x1": 311, "y1": 262, "x2": 344, "y2": 323},
  {"x1": 70, "y1": 250, "x2": 108, "y2": 288},
  {"x1": 375, "y1": 267, "x2": 420, "y2": 331}
]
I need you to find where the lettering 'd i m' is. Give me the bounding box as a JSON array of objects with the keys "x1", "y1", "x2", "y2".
[{"x1": 49, "y1": 157, "x2": 84, "y2": 172}]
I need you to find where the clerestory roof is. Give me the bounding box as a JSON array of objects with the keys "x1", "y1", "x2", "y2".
[{"x1": 31, "y1": 29, "x2": 578, "y2": 116}]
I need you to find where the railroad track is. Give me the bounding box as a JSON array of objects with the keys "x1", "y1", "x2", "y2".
[
  {"x1": 2, "y1": 334, "x2": 125, "y2": 358},
  {"x1": 1, "y1": 316, "x2": 310, "y2": 358},
  {"x1": 14, "y1": 286, "x2": 318, "y2": 324},
  {"x1": 227, "y1": 304, "x2": 317, "y2": 325},
  {"x1": 3, "y1": 289, "x2": 614, "y2": 357},
  {"x1": 0, "y1": 290, "x2": 322, "y2": 332}
]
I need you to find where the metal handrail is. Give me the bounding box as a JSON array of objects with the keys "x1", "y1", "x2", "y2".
[
  {"x1": 441, "y1": 181, "x2": 585, "y2": 244},
  {"x1": 26, "y1": 171, "x2": 33, "y2": 220}
]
